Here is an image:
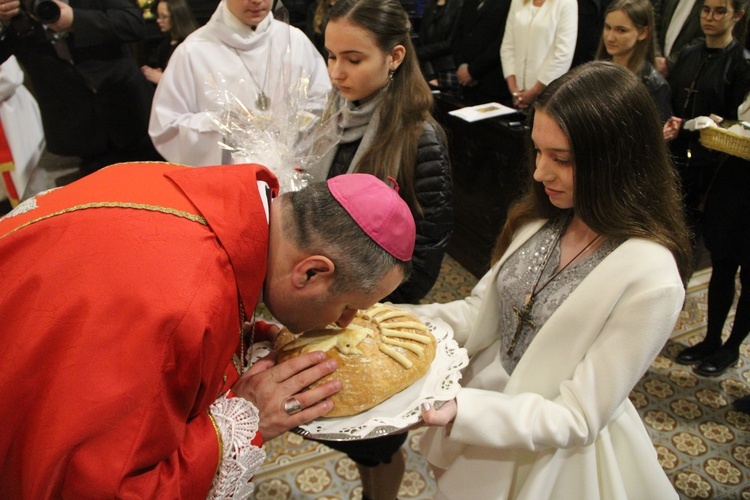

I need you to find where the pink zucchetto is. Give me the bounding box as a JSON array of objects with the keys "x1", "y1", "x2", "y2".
[{"x1": 327, "y1": 174, "x2": 416, "y2": 262}]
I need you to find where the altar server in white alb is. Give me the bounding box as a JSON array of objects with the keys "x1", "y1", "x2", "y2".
[
  {"x1": 406, "y1": 62, "x2": 692, "y2": 499},
  {"x1": 149, "y1": 0, "x2": 331, "y2": 166}
]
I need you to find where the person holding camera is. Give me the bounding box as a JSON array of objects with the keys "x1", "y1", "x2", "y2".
[{"x1": 0, "y1": 0, "x2": 162, "y2": 177}]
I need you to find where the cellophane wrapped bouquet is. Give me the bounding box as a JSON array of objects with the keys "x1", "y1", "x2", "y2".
[{"x1": 206, "y1": 14, "x2": 343, "y2": 193}]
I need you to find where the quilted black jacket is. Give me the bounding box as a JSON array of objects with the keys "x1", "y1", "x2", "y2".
[{"x1": 328, "y1": 120, "x2": 454, "y2": 304}]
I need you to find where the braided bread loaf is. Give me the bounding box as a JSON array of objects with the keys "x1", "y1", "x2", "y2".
[{"x1": 275, "y1": 303, "x2": 436, "y2": 417}]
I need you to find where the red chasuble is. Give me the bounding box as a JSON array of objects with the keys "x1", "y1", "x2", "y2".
[{"x1": 0, "y1": 162, "x2": 278, "y2": 498}]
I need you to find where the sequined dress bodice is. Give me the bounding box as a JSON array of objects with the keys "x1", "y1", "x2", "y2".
[{"x1": 496, "y1": 218, "x2": 622, "y2": 374}]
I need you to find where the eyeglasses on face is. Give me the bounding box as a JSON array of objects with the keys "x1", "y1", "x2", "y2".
[{"x1": 700, "y1": 5, "x2": 733, "y2": 20}]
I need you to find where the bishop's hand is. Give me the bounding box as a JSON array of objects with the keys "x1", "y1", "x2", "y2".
[{"x1": 232, "y1": 350, "x2": 341, "y2": 440}]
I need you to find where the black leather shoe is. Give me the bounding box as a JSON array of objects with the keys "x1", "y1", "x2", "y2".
[
  {"x1": 734, "y1": 395, "x2": 750, "y2": 414},
  {"x1": 676, "y1": 341, "x2": 721, "y2": 365},
  {"x1": 695, "y1": 348, "x2": 740, "y2": 377}
]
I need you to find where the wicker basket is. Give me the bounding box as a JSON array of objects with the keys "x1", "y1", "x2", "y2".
[{"x1": 699, "y1": 126, "x2": 750, "y2": 160}]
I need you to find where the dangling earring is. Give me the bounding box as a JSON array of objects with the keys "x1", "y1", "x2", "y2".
[{"x1": 386, "y1": 68, "x2": 395, "y2": 89}]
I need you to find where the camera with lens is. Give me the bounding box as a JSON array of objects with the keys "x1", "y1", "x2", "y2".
[
  {"x1": 25, "y1": 0, "x2": 61, "y2": 23},
  {"x1": 8, "y1": 0, "x2": 61, "y2": 37}
]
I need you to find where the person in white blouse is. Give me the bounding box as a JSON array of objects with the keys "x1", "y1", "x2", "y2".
[
  {"x1": 400, "y1": 61, "x2": 692, "y2": 499},
  {"x1": 500, "y1": 0, "x2": 577, "y2": 108}
]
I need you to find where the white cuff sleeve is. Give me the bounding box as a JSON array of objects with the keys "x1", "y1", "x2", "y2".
[{"x1": 207, "y1": 394, "x2": 267, "y2": 499}]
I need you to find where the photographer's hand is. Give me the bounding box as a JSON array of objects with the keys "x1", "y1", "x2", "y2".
[
  {"x1": 47, "y1": 0, "x2": 72, "y2": 32},
  {"x1": 0, "y1": 0, "x2": 20, "y2": 23}
]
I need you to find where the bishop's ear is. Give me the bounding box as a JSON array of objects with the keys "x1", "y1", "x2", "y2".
[{"x1": 292, "y1": 255, "x2": 335, "y2": 288}]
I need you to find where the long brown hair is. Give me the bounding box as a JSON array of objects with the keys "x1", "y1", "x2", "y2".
[
  {"x1": 162, "y1": 0, "x2": 198, "y2": 43},
  {"x1": 328, "y1": 0, "x2": 438, "y2": 211},
  {"x1": 725, "y1": 0, "x2": 749, "y2": 45},
  {"x1": 313, "y1": 0, "x2": 333, "y2": 35},
  {"x1": 595, "y1": 0, "x2": 656, "y2": 74},
  {"x1": 492, "y1": 62, "x2": 693, "y2": 286}
]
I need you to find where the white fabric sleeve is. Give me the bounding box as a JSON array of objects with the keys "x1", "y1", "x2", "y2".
[
  {"x1": 396, "y1": 264, "x2": 495, "y2": 347},
  {"x1": 500, "y1": 0, "x2": 519, "y2": 78},
  {"x1": 739, "y1": 92, "x2": 750, "y2": 121},
  {"x1": 0, "y1": 56, "x2": 24, "y2": 101},
  {"x1": 537, "y1": 0, "x2": 578, "y2": 86},
  {"x1": 207, "y1": 395, "x2": 267, "y2": 499},
  {"x1": 148, "y1": 44, "x2": 225, "y2": 166},
  {"x1": 450, "y1": 282, "x2": 684, "y2": 451}
]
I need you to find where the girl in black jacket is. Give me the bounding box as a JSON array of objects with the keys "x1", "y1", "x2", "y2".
[
  {"x1": 663, "y1": 0, "x2": 750, "y2": 235},
  {"x1": 322, "y1": 0, "x2": 454, "y2": 306},
  {"x1": 671, "y1": 0, "x2": 750, "y2": 377},
  {"x1": 595, "y1": 0, "x2": 673, "y2": 122},
  {"x1": 311, "y1": 0, "x2": 453, "y2": 498}
]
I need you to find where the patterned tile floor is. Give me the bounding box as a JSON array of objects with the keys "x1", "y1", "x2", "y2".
[
  {"x1": 639, "y1": 269, "x2": 750, "y2": 499},
  {"x1": 251, "y1": 256, "x2": 749, "y2": 500}
]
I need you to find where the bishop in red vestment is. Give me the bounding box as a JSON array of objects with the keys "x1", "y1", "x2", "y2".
[{"x1": 0, "y1": 162, "x2": 415, "y2": 498}]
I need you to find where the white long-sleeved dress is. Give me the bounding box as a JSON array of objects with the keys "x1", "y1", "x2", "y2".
[{"x1": 400, "y1": 220, "x2": 681, "y2": 499}]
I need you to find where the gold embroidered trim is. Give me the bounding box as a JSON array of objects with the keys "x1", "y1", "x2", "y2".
[
  {"x1": 1, "y1": 202, "x2": 207, "y2": 240},
  {"x1": 207, "y1": 410, "x2": 224, "y2": 476}
]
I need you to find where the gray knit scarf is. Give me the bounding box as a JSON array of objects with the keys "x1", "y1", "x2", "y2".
[{"x1": 310, "y1": 89, "x2": 386, "y2": 179}]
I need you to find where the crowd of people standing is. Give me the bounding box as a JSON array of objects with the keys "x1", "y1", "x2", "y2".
[{"x1": 1, "y1": 0, "x2": 749, "y2": 498}]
